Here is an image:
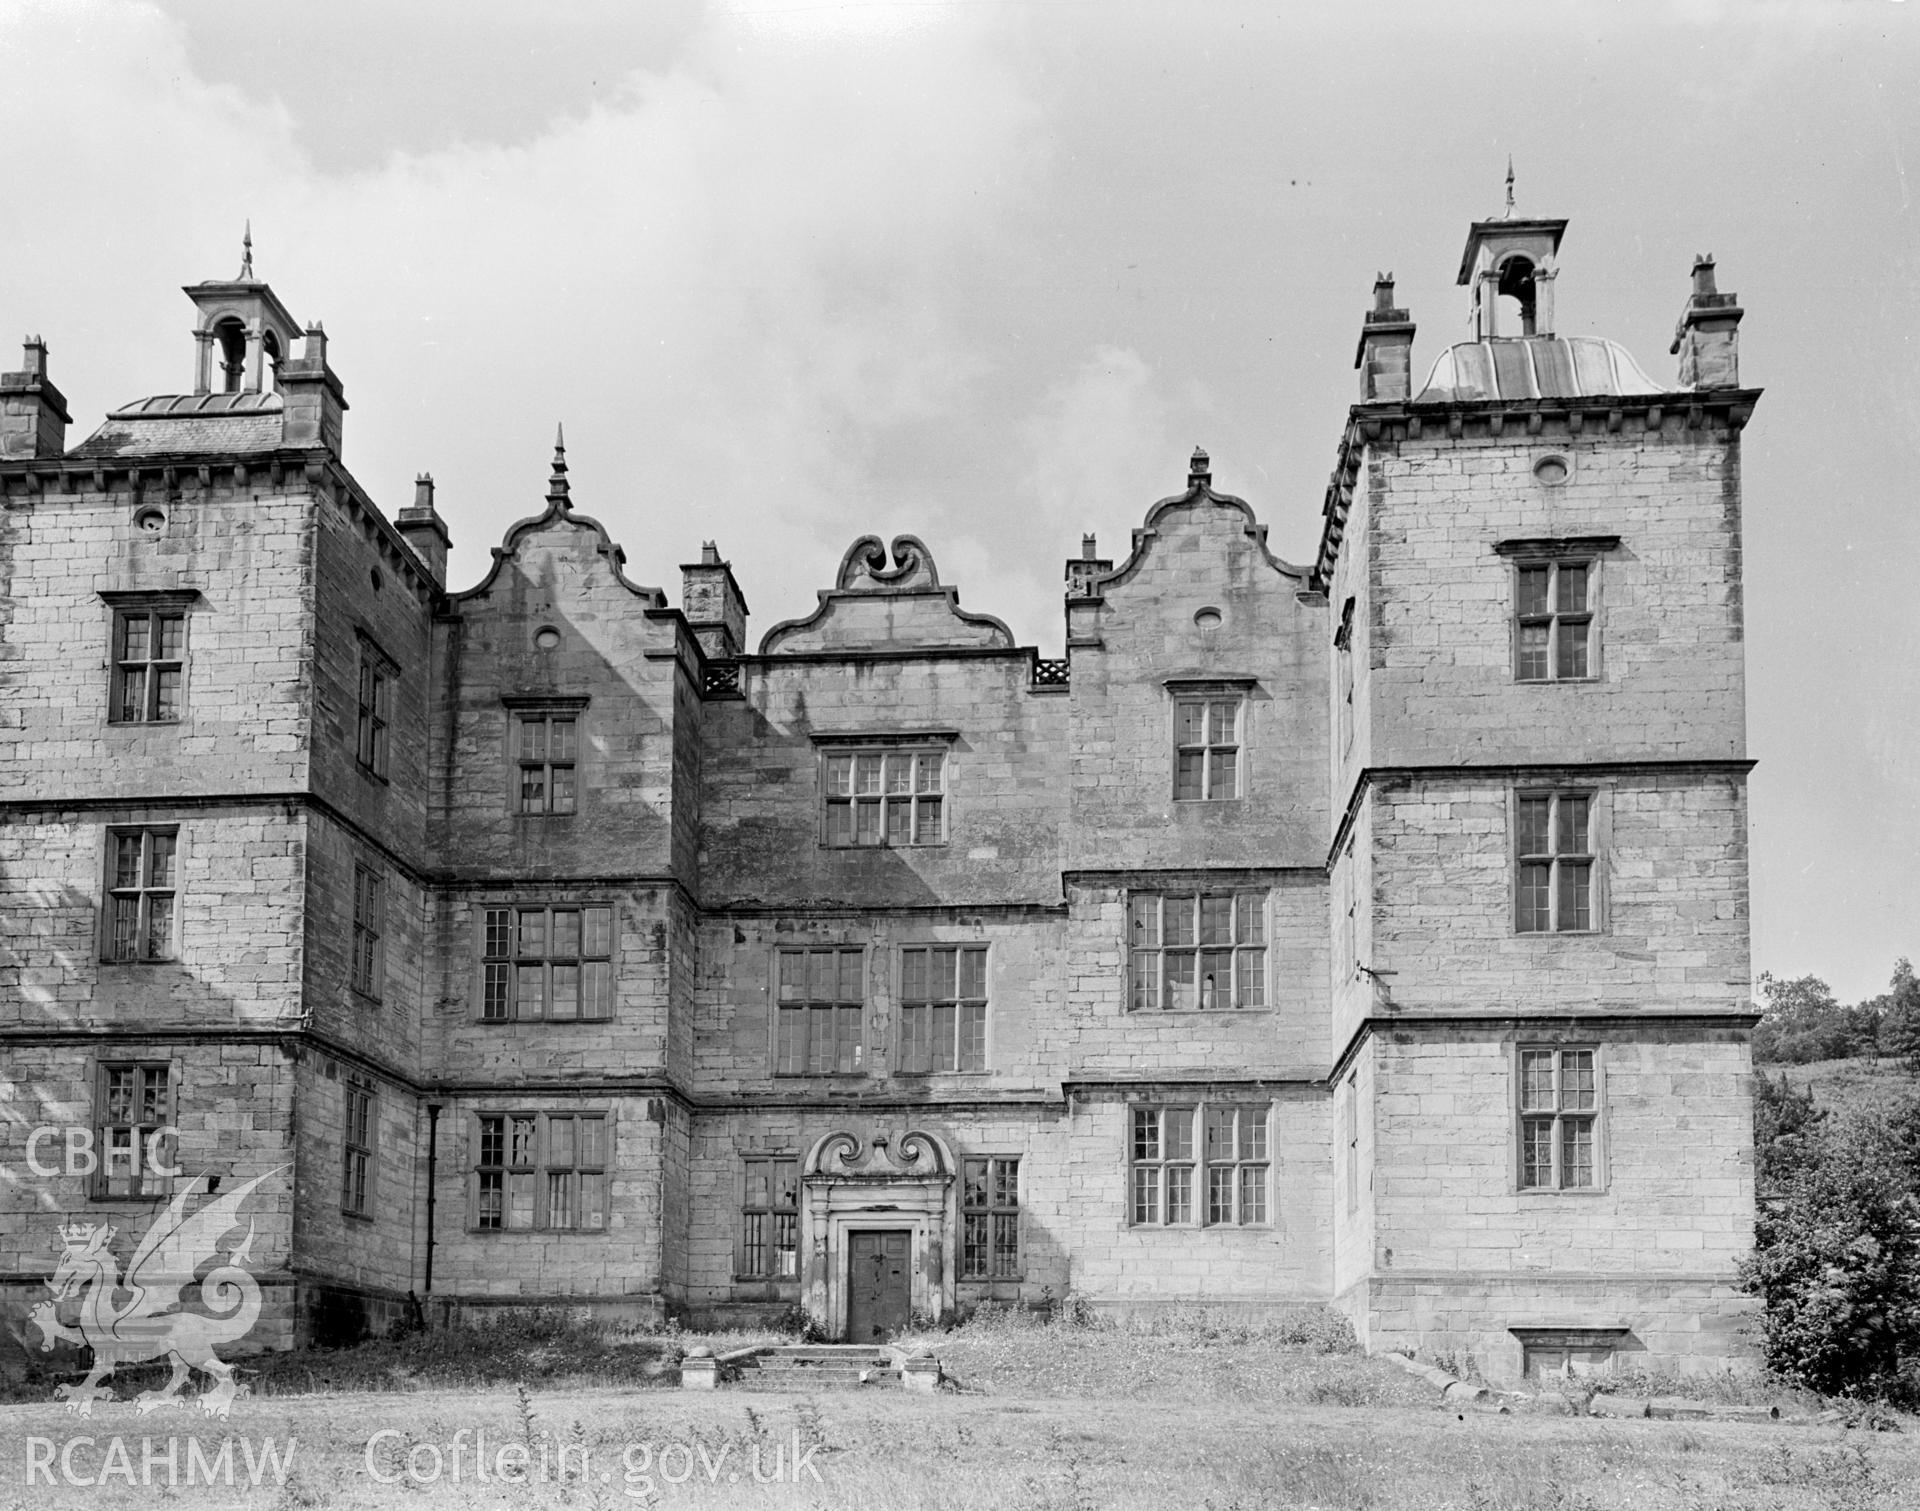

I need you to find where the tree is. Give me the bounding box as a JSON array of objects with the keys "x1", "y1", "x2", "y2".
[
  {"x1": 1876, "y1": 958, "x2": 1920, "y2": 1070},
  {"x1": 1752, "y1": 973, "x2": 1852, "y2": 1065}
]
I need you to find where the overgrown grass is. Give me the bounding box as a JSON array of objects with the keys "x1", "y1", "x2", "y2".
[
  {"x1": 3, "y1": 1310, "x2": 792, "y2": 1405},
  {"x1": 1761, "y1": 1056, "x2": 1920, "y2": 1120},
  {"x1": 899, "y1": 1300, "x2": 1431, "y2": 1407}
]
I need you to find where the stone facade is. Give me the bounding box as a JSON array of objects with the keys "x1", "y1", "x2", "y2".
[{"x1": 0, "y1": 211, "x2": 1763, "y2": 1382}]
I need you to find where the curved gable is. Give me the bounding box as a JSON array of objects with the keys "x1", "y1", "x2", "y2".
[{"x1": 759, "y1": 534, "x2": 1014, "y2": 654}]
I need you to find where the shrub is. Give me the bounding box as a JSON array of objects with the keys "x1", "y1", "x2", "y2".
[{"x1": 1743, "y1": 1095, "x2": 1920, "y2": 1405}]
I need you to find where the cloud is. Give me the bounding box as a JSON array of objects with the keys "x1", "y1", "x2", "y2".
[{"x1": 0, "y1": 0, "x2": 1046, "y2": 634}]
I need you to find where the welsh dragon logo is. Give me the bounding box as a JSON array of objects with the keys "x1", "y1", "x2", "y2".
[{"x1": 27, "y1": 1166, "x2": 284, "y2": 1418}]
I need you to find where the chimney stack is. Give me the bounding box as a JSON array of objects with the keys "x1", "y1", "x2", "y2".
[
  {"x1": 1670, "y1": 254, "x2": 1744, "y2": 390},
  {"x1": 396, "y1": 472, "x2": 451, "y2": 588},
  {"x1": 279, "y1": 321, "x2": 348, "y2": 453},
  {"x1": 681, "y1": 541, "x2": 749, "y2": 658},
  {"x1": 1354, "y1": 274, "x2": 1417, "y2": 403},
  {"x1": 0, "y1": 336, "x2": 71, "y2": 460}
]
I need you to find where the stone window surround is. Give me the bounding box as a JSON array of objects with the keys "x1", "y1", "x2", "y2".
[
  {"x1": 476, "y1": 902, "x2": 616, "y2": 1023},
  {"x1": 100, "y1": 822, "x2": 183, "y2": 965},
  {"x1": 1127, "y1": 1100, "x2": 1274, "y2": 1228},
  {"x1": 897, "y1": 942, "x2": 989, "y2": 1075},
  {"x1": 1511, "y1": 786, "x2": 1604, "y2": 936},
  {"x1": 960, "y1": 1154, "x2": 1021, "y2": 1280},
  {"x1": 1511, "y1": 1042, "x2": 1608, "y2": 1195},
  {"x1": 771, "y1": 944, "x2": 867, "y2": 1077},
  {"x1": 354, "y1": 631, "x2": 397, "y2": 782},
  {"x1": 468, "y1": 1109, "x2": 611, "y2": 1233},
  {"x1": 811, "y1": 729, "x2": 957, "y2": 850},
  {"x1": 100, "y1": 589, "x2": 199, "y2": 726},
  {"x1": 1127, "y1": 889, "x2": 1271, "y2": 1012},
  {"x1": 341, "y1": 1074, "x2": 375, "y2": 1219},
  {"x1": 737, "y1": 1153, "x2": 801, "y2": 1282},
  {"x1": 1167, "y1": 677, "x2": 1250, "y2": 803},
  {"x1": 503, "y1": 695, "x2": 589, "y2": 819},
  {"x1": 1493, "y1": 534, "x2": 1620, "y2": 686},
  {"x1": 92, "y1": 1057, "x2": 174, "y2": 1202},
  {"x1": 350, "y1": 861, "x2": 384, "y2": 1002}
]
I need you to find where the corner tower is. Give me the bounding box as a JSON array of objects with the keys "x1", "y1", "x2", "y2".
[{"x1": 1317, "y1": 201, "x2": 1762, "y2": 1382}]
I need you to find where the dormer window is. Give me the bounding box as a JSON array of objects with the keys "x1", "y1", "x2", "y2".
[{"x1": 1497, "y1": 255, "x2": 1539, "y2": 337}]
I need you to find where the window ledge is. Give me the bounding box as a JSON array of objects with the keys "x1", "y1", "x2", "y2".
[
  {"x1": 342, "y1": 1208, "x2": 376, "y2": 1223},
  {"x1": 1514, "y1": 677, "x2": 1602, "y2": 686},
  {"x1": 1515, "y1": 1187, "x2": 1610, "y2": 1198},
  {"x1": 1128, "y1": 1008, "x2": 1275, "y2": 1016}
]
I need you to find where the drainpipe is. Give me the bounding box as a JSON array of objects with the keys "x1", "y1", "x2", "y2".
[{"x1": 423, "y1": 1103, "x2": 442, "y2": 1301}]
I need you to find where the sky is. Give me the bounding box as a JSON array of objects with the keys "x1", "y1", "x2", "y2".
[{"x1": 0, "y1": 0, "x2": 1913, "y2": 1001}]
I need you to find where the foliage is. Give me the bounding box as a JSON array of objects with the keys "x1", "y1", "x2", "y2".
[
  {"x1": 1743, "y1": 1089, "x2": 1920, "y2": 1406},
  {"x1": 1753, "y1": 960, "x2": 1920, "y2": 1070},
  {"x1": 1752, "y1": 1070, "x2": 1826, "y2": 1188}
]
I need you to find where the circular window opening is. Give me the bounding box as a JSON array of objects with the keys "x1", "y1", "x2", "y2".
[
  {"x1": 369, "y1": 567, "x2": 384, "y2": 592},
  {"x1": 134, "y1": 505, "x2": 167, "y2": 535},
  {"x1": 1193, "y1": 607, "x2": 1223, "y2": 631},
  {"x1": 1533, "y1": 455, "x2": 1571, "y2": 486},
  {"x1": 534, "y1": 626, "x2": 562, "y2": 651}
]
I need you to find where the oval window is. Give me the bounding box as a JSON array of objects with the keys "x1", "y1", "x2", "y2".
[
  {"x1": 1193, "y1": 607, "x2": 1223, "y2": 631},
  {"x1": 1533, "y1": 456, "x2": 1570, "y2": 485},
  {"x1": 134, "y1": 505, "x2": 167, "y2": 534},
  {"x1": 369, "y1": 567, "x2": 385, "y2": 592},
  {"x1": 534, "y1": 626, "x2": 562, "y2": 651}
]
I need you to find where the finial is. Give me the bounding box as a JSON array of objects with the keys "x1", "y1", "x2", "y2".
[
  {"x1": 1188, "y1": 447, "x2": 1211, "y2": 488},
  {"x1": 1503, "y1": 158, "x2": 1515, "y2": 219},
  {"x1": 239, "y1": 220, "x2": 254, "y2": 280},
  {"x1": 547, "y1": 424, "x2": 570, "y2": 509}
]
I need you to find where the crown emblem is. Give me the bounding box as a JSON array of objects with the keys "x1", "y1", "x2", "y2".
[{"x1": 57, "y1": 1222, "x2": 107, "y2": 1248}]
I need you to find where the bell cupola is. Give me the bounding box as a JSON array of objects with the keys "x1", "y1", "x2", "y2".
[
  {"x1": 1458, "y1": 164, "x2": 1565, "y2": 340},
  {"x1": 185, "y1": 225, "x2": 302, "y2": 395}
]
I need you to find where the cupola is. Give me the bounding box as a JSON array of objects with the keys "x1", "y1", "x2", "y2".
[
  {"x1": 1458, "y1": 164, "x2": 1565, "y2": 340},
  {"x1": 185, "y1": 225, "x2": 302, "y2": 395}
]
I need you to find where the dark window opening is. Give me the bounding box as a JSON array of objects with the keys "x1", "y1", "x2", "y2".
[
  {"x1": 1496, "y1": 256, "x2": 1538, "y2": 337},
  {"x1": 213, "y1": 318, "x2": 247, "y2": 393}
]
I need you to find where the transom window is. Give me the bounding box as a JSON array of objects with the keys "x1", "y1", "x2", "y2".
[
  {"x1": 1518, "y1": 1047, "x2": 1600, "y2": 1190},
  {"x1": 1131, "y1": 1103, "x2": 1271, "y2": 1226},
  {"x1": 481, "y1": 905, "x2": 615, "y2": 1021},
  {"x1": 474, "y1": 1112, "x2": 607, "y2": 1231},
  {"x1": 342, "y1": 1077, "x2": 374, "y2": 1217},
  {"x1": 1515, "y1": 561, "x2": 1593, "y2": 681},
  {"x1": 1129, "y1": 892, "x2": 1267, "y2": 1010},
  {"x1": 356, "y1": 641, "x2": 393, "y2": 778},
  {"x1": 351, "y1": 864, "x2": 384, "y2": 1000},
  {"x1": 1516, "y1": 791, "x2": 1594, "y2": 933},
  {"x1": 962, "y1": 1156, "x2": 1020, "y2": 1278},
  {"x1": 110, "y1": 607, "x2": 186, "y2": 723},
  {"x1": 517, "y1": 713, "x2": 578, "y2": 815},
  {"x1": 1174, "y1": 696, "x2": 1241, "y2": 800},
  {"x1": 106, "y1": 826, "x2": 177, "y2": 963},
  {"x1": 899, "y1": 945, "x2": 987, "y2": 1072},
  {"x1": 823, "y1": 748, "x2": 945, "y2": 846},
  {"x1": 774, "y1": 947, "x2": 864, "y2": 1075},
  {"x1": 96, "y1": 1062, "x2": 171, "y2": 1199},
  {"x1": 739, "y1": 1155, "x2": 799, "y2": 1279}
]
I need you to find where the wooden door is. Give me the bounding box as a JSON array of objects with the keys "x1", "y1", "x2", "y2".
[{"x1": 845, "y1": 1230, "x2": 911, "y2": 1342}]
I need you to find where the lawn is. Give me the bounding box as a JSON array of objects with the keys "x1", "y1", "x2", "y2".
[{"x1": 2, "y1": 1314, "x2": 1916, "y2": 1510}]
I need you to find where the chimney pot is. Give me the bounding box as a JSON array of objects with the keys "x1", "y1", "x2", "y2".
[{"x1": 1081, "y1": 533, "x2": 1097, "y2": 561}]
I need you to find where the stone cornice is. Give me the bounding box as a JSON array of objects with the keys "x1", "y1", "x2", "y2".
[
  {"x1": 1327, "y1": 1009, "x2": 1761, "y2": 1085},
  {"x1": 1312, "y1": 387, "x2": 1764, "y2": 592}
]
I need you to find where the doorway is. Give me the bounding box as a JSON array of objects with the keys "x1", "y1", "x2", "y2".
[{"x1": 845, "y1": 1230, "x2": 911, "y2": 1342}]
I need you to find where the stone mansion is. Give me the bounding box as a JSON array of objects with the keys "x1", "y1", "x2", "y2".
[{"x1": 0, "y1": 208, "x2": 1761, "y2": 1381}]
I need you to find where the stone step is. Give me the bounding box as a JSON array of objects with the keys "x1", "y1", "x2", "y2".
[{"x1": 731, "y1": 1368, "x2": 901, "y2": 1390}]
